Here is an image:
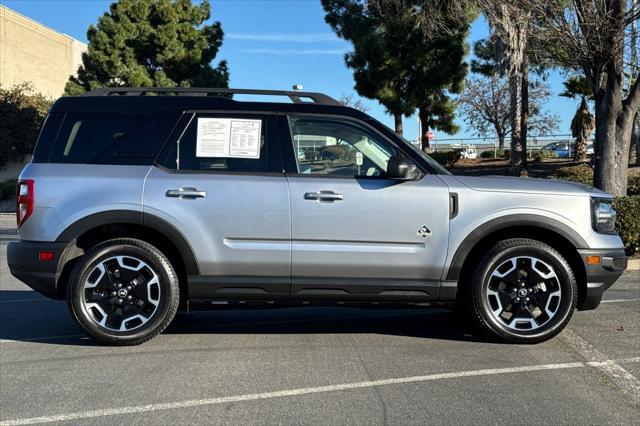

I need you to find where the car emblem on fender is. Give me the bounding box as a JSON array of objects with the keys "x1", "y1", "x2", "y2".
[{"x1": 417, "y1": 226, "x2": 432, "y2": 238}]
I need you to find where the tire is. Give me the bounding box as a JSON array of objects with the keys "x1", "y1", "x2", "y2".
[
  {"x1": 67, "y1": 238, "x2": 179, "y2": 345},
  {"x1": 464, "y1": 238, "x2": 576, "y2": 344}
]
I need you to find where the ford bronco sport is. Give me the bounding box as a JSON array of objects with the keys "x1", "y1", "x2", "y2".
[{"x1": 7, "y1": 88, "x2": 627, "y2": 345}]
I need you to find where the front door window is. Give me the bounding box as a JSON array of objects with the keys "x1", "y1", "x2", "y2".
[{"x1": 289, "y1": 117, "x2": 397, "y2": 177}]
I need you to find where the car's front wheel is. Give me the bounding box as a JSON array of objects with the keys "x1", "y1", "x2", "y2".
[
  {"x1": 464, "y1": 238, "x2": 577, "y2": 343},
  {"x1": 67, "y1": 238, "x2": 179, "y2": 345}
]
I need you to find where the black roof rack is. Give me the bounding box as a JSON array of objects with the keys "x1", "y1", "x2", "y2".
[{"x1": 83, "y1": 87, "x2": 342, "y2": 106}]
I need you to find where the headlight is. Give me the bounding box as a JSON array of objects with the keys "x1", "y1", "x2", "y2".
[{"x1": 591, "y1": 198, "x2": 616, "y2": 233}]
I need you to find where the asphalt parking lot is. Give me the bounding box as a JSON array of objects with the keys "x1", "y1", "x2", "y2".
[{"x1": 1, "y1": 233, "x2": 639, "y2": 425}]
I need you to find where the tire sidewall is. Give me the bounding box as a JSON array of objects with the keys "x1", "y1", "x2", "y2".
[
  {"x1": 68, "y1": 241, "x2": 177, "y2": 343},
  {"x1": 473, "y1": 243, "x2": 576, "y2": 342}
]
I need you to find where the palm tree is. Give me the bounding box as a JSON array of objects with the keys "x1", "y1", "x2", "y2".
[
  {"x1": 570, "y1": 99, "x2": 596, "y2": 162},
  {"x1": 561, "y1": 76, "x2": 595, "y2": 162}
]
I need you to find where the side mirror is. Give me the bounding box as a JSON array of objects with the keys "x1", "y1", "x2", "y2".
[{"x1": 387, "y1": 154, "x2": 421, "y2": 180}]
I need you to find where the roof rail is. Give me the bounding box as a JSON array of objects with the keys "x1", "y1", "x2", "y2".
[{"x1": 83, "y1": 87, "x2": 342, "y2": 106}]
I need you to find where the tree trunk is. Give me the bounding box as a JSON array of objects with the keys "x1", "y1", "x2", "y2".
[
  {"x1": 419, "y1": 108, "x2": 431, "y2": 151},
  {"x1": 394, "y1": 113, "x2": 403, "y2": 136},
  {"x1": 520, "y1": 58, "x2": 529, "y2": 172},
  {"x1": 494, "y1": 124, "x2": 506, "y2": 149},
  {"x1": 593, "y1": 63, "x2": 633, "y2": 196},
  {"x1": 630, "y1": 112, "x2": 639, "y2": 165},
  {"x1": 573, "y1": 98, "x2": 590, "y2": 162},
  {"x1": 574, "y1": 134, "x2": 588, "y2": 162},
  {"x1": 508, "y1": 73, "x2": 524, "y2": 176},
  {"x1": 614, "y1": 109, "x2": 634, "y2": 195}
]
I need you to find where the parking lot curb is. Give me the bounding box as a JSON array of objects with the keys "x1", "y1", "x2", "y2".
[{"x1": 628, "y1": 258, "x2": 640, "y2": 271}]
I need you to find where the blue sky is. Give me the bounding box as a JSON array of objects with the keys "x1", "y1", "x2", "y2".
[{"x1": 2, "y1": 0, "x2": 578, "y2": 142}]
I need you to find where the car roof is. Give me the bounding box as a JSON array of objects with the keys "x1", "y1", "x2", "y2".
[
  {"x1": 50, "y1": 88, "x2": 370, "y2": 121},
  {"x1": 51, "y1": 95, "x2": 373, "y2": 119}
]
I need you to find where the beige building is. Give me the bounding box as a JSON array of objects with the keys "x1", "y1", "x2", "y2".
[
  {"x1": 0, "y1": 5, "x2": 87, "y2": 181},
  {"x1": 0, "y1": 5, "x2": 87, "y2": 99}
]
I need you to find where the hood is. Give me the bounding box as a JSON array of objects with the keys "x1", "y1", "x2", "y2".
[{"x1": 452, "y1": 175, "x2": 610, "y2": 197}]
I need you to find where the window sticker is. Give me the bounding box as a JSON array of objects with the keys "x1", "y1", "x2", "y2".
[
  {"x1": 229, "y1": 120, "x2": 261, "y2": 158},
  {"x1": 196, "y1": 118, "x2": 261, "y2": 158}
]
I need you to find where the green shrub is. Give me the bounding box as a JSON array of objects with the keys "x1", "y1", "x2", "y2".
[
  {"x1": 480, "y1": 149, "x2": 505, "y2": 159},
  {"x1": 553, "y1": 166, "x2": 639, "y2": 193},
  {"x1": 627, "y1": 174, "x2": 640, "y2": 196},
  {"x1": 503, "y1": 149, "x2": 511, "y2": 160},
  {"x1": 0, "y1": 83, "x2": 52, "y2": 168},
  {"x1": 428, "y1": 150, "x2": 461, "y2": 168},
  {"x1": 0, "y1": 179, "x2": 17, "y2": 201},
  {"x1": 554, "y1": 164, "x2": 593, "y2": 186},
  {"x1": 613, "y1": 196, "x2": 640, "y2": 256},
  {"x1": 532, "y1": 149, "x2": 559, "y2": 161}
]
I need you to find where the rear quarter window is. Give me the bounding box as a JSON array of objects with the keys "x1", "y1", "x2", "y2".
[
  {"x1": 48, "y1": 112, "x2": 178, "y2": 165},
  {"x1": 31, "y1": 112, "x2": 64, "y2": 163}
]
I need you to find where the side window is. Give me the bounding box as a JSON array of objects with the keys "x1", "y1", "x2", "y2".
[
  {"x1": 48, "y1": 111, "x2": 178, "y2": 165},
  {"x1": 289, "y1": 117, "x2": 397, "y2": 177},
  {"x1": 49, "y1": 113, "x2": 155, "y2": 164},
  {"x1": 162, "y1": 114, "x2": 269, "y2": 172}
]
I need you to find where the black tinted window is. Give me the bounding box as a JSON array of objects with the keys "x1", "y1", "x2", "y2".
[
  {"x1": 49, "y1": 112, "x2": 176, "y2": 164},
  {"x1": 161, "y1": 114, "x2": 269, "y2": 172},
  {"x1": 32, "y1": 113, "x2": 64, "y2": 163}
]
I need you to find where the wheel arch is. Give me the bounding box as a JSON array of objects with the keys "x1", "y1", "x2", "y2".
[
  {"x1": 448, "y1": 215, "x2": 588, "y2": 308},
  {"x1": 54, "y1": 210, "x2": 198, "y2": 301}
]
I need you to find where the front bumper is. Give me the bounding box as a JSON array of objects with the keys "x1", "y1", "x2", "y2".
[
  {"x1": 577, "y1": 248, "x2": 627, "y2": 310},
  {"x1": 7, "y1": 240, "x2": 69, "y2": 299}
]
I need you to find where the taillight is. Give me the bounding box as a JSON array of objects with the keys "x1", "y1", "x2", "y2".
[{"x1": 16, "y1": 179, "x2": 34, "y2": 228}]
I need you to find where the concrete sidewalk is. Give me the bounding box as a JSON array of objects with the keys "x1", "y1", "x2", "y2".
[{"x1": 0, "y1": 213, "x2": 17, "y2": 240}]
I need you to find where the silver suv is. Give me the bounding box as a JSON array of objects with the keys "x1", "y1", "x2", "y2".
[{"x1": 7, "y1": 88, "x2": 627, "y2": 345}]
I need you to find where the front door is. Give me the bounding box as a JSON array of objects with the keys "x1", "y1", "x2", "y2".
[
  {"x1": 283, "y1": 116, "x2": 450, "y2": 302},
  {"x1": 144, "y1": 113, "x2": 291, "y2": 301}
]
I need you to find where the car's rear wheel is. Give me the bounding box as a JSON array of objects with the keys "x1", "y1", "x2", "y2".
[
  {"x1": 464, "y1": 238, "x2": 576, "y2": 343},
  {"x1": 67, "y1": 238, "x2": 179, "y2": 345}
]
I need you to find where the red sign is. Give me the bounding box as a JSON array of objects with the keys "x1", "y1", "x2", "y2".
[{"x1": 427, "y1": 131, "x2": 435, "y2": 141}]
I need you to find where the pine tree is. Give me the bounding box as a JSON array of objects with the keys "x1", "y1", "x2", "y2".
[
  {"x1": 403, "y1": 9, "x2": 469, "y2": 150},
  {"x1": 323, "y1": 0, "x2": 414, "y2": 135},
  {"x1": 322, "y1": 0, "x2": 471, "y2": 142},
  {"x1": 65, "y1": 0, "x2": 228, "y2": 95}
]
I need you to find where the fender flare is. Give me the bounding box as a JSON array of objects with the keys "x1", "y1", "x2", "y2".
[
  {"x1": 445, "y1": 214, "x2": 588, "y2": 281},
  {"x1": 56, "y1": 210, "x2": 199, "y2": 275}
]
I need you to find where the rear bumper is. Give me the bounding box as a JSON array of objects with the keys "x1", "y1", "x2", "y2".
[
  {"x1": 7, "y1": 240, "x2": 68, "y2": 299},
  {"x1": 576, "y1": 248, "x2": 627, "y2": 310}
]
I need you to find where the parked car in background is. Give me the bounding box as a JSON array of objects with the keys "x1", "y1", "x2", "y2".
[
  {"x1": 453, "y1": 146, "x2": 478, "y2": 159},
  {"x1": 540, "y1": 142, "x2": 571, "y2": 158}
]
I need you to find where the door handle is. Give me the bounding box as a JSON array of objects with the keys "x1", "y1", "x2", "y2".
[
  {"x1": 165, "y1": 187, "x2": 207, "y2": 199},
  {"x1": 304, "y1": 191, "x2": 344, "y2": 202}
]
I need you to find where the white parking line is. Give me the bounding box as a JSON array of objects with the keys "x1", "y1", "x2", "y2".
[
  {"x1": 600, "y1": 298, "x2": 640, "y2": 303},
  {"x1": 560, "y1": 329, "x2": 640, "y2": 406},
  {"x1": 1, "y1": 357, "x2": 638, "y2": 425}
]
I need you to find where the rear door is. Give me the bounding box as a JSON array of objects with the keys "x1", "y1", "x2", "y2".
[
  {"x1": 143, "y1": 112, "x2": 291, "y2": 301},
  {"x1": 282, "y1": 115, "x2": 450, "y2": 302}
]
